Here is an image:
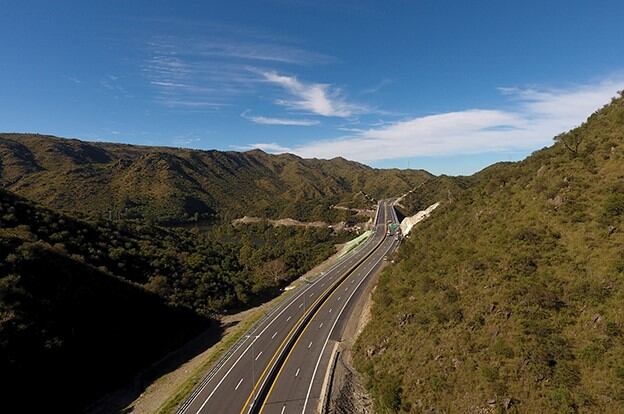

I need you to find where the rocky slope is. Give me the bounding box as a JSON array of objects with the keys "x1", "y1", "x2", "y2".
[{"x1": 355, "y1": 93, "x2": 624, "y2": 413}]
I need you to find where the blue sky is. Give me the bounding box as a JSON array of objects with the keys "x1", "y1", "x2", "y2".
[{"x1": 1, "y1": 1, "x2": 624, "y2": 175}]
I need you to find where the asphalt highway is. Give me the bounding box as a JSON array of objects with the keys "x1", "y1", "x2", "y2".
[{"x1": 179, "y1": 201, "x2": 398, "y2": 414}]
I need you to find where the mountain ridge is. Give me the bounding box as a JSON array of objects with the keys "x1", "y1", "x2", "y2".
[{"x1": 0, "y1": 133, "x2": 432, "y2": 224}]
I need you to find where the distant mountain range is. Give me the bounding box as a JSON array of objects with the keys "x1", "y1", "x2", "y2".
[{"x1": 0, "y1": 134, "x2": 432, "y2": 223}]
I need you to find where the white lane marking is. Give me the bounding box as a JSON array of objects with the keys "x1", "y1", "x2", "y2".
[
  {"x1": 271, "y1": 331, "x2": 278, "y2": 340},
  {"x1": 308, "y1": 341, "x2": 313, "y2": 349},
  {"x1": 281, "y1": 406, "x2": 286, "y2": 414},
  {"x1": 232, "y1": 238, "x2": 392, "y2": 412},
  {"x1": 319, "y1": 322, "x2": 323, "y2": 329},
  {"x1": 337, "y1": 296, "x2": 341, "y2": 301},
  {"x1": 295, "y1": 368, "x2": 300, "y2": 377},
  {"x1": 299, "y1": 302, "x2": 304, "y2": 309},
  {"x1": 351, "y1": 280, "x2": 355, "y2": 284},
  {"x1": 300, "y1": 238, "x2": 396, "y2": 414},
  {"x1": 188, "y1": 220, "x2": 383, "y2": 413},
  {"x1": 235, "y1": 378, "x2": 244, "y2": 390},
  {"x1": 255, "y1": 351, "x2": 263, "y2": 361},
  {"x1": 287, "y1": 316, "x2": 292, "y2": 322},
  {"x1": 320, "y1": 283, "x2": 325, "y2": 287},
  {"x1": 309, "y1": 293, "x2": 314, "y2": 297},
  {"x1": 329, "y1": 308, "x2": 332, "y2": 313},
  {"x1": 345, "y1": 287, "x2": 349, "y2": 292}
]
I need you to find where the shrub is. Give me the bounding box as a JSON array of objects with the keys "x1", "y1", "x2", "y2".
[
  {"x1": 481, "y1": 365, "x2": 499, "y2": 383},
  {"x1": 377, "y1": 375, "x2": 403, "y2": 411},
  {"x1": 603, "y1": 193, "x2": 624, "y2": 218},
  {"x1": 492, "y1": 338, "x2": 515, "y2": 358}
]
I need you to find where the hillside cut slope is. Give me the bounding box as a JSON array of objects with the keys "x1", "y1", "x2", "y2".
[
  {"x1": 355, "y1": 93, "x2": 624, "y2": 413},
  {"x1": 0, "y1": 134, "x2": 431, "y2": 223}
]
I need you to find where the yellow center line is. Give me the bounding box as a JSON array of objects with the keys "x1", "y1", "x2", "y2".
[
  {"x1": 238, "y1": 221, "x2": 388, "y2": 414},
  {"x1": 258, "y1": 234, "x2": 391, "y2": 413}
]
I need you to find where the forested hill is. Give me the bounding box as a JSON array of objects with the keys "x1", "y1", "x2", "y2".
[
  {"x1": 394, "y1": 174, "x2": 471, "y2": 217},
  {"x1": 355, "y1": 92, "x2": 624, "y2": 413},
  {"x1": 0, "y1": 188, "x2": 349, "y2": 411},
  {"x1": 0, "y1": 133, "x2": 431, "y2": 223},
  {"x1": 0, "y1": 189, "x2": 209, "y2": 411}
]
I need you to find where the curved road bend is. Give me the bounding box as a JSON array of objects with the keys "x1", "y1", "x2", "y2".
[{"x1": 179, "y1": 201, "x2": 397, "y2": 414}]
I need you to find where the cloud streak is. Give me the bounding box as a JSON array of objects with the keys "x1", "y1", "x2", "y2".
[
  {"x1": 242, "y1": 111, "x2": 319, "y2": 126},
  {"x1": 236, "y1": 142, "x2": 293, "y2": 153},
  {"x1": 262, "y1": 71, "x2": 363, "y2": 117},
  {"x1": 143, "y1": 31, "x2": 333, "y2": 110},
  {"x1": 248, "y1": 78, "x2": 624, "y2": 161}
]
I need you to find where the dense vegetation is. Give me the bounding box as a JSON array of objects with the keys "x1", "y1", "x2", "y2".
[
  {"x1": 0, "y1": 189, "x2": 348, "y2": 411},
  {"x1": 0, "y1": 133, "x2": 431, "y2": 224},
  {"x1": 394, "y1": 175, "x2": 470, "y2": 217},
  {"x1": 0, "y1": 190, "x2": 209, "y2": 411},
  {"x1": 355, "y1": 93, "x2": 624, "y2": 413}
]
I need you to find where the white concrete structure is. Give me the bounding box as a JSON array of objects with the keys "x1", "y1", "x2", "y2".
[{"x1": 400, "y1": 202, "x2": 440, "y2": 235}]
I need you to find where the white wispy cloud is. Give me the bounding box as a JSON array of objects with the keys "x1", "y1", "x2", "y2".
[
  {"x1": 190, "y1": 38, "x2": 332, "y2": 65},
  {"x1": 143, "y1": 31, "x2": 332, "y2": 110},
  {"x1": 360, "y1": 78, "x2": 392, "y2": 95},
  {"x1": 155, "y1": 98, "x2": 226, "y2": 109},
  {"x1": 241, "y1": 111, "x2": 319, "y2": 126},
  {"x1": 170, "y1": 131, "x2": 206, "y2": 146},
  {"x1": 262, "y1": 71, "x2": 363, "y2": 117},
  {"x1": 248, "y1": 77, "x2": 624, "y2": 161},
  {"x1": 99, "y1": 74, "x2": 132, "y2": 99},
  {"x1": 237, "y1": 142, "x2": 292, "y2": 153},
  {"x1": 65, "y1": 75, "x2": 82, "y2": 84}
]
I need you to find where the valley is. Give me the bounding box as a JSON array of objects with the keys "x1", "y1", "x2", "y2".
[{"x1": 2, "y1": 4, "x2": 623, "y2": 412}]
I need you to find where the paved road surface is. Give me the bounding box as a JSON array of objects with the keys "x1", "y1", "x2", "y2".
[{"x1": 179, "y1": 201, "x2": 399, "y2": 414}]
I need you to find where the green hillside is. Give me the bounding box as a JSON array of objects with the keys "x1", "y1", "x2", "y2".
[
  {"x1": 394, "y1": 175, "x2": 471, "y2": 217},
  {"x1": 354, "y1": 93, "x2": 624, "y2": 413},
  {"x1": 0, "y1": 134, "x2": 431, "y2": 224},
  {"x1": 0, "y1": 190, "x2": 210, "y2": 411},
  {"x1": 0, "y1": 188, "x2": 348, "y2": 411}
]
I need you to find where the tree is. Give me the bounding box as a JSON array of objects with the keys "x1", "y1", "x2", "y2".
[{"x1": 555, "y1": 131, "x2": 583, "y2": 156}]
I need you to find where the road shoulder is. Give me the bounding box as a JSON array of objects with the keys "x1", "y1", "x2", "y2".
[{"x1": 325, "y1": 261, "x2": 390, "y2": 413}]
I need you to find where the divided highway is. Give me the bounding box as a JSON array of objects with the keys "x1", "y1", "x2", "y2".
[{"x1": 178, "y1": 201, "x2": 400, "y2": 414}]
